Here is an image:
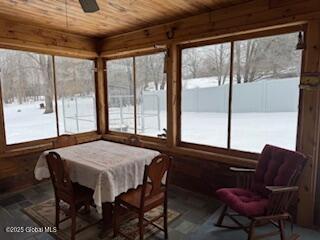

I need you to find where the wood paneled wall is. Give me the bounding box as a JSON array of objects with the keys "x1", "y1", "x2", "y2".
[
  {"x1": 0, "y1": 19, "x2": 97, "y2": 58},
  {"x1": 170, "y1": 154, "x2": 236, "y2": 196},
  {"x1": 0, "y1": 152, "x2": 41, "y2": 194},
  {"x1": 297, "y1": 20, "x2": 320, "y2": 226}
]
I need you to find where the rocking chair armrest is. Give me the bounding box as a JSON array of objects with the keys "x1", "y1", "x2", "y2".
[
  {"x1": 266, "y1": 186, "x2": 299, "y2": 215},
  {"x1": 229, "y1": 167, "x2": 256, "y2": 173},
  {"x1": 266, "y1": 186, "x2": 299, "y2": 193}
]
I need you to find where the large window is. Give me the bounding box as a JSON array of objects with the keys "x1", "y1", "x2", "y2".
[
  {"x1": 231, "y1": 34, "x2": 301, "y2": 152},
  {"x1": 0, "y1": 49, "x2": 96, "y2": 145},
  {"x1": 107, "y1": 52, "x2": 167, "y2": 138},
  {"x1": 181, "y1": 43, "x2": 231, "y2": 148},
  {"x1": 107, "y1": 58, "x2": 135, "y2": 133},
  {"x1": 181, "y1": 32, "x2": 302, "y2": 153},
  {"x1": 55, "y1": 57, "x2": 96, "y2": 134},
  {"x1": 0, "y1": 50, "x2": 57, "y2": 144}
]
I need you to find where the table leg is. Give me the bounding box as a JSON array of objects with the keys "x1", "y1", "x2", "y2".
[
  {"x1": 102, "y1": 202, "x2": 113, "y2": 227},
  {"x1": 99, "y1": 202, "x2": 113, "y2": 238}
]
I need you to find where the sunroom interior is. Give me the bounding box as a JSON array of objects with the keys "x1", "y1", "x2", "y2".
[{"x1": 0, "y1": 0, "x2": 320, "y2": 240}]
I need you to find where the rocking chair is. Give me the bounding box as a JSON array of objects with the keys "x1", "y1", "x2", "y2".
[{"x1": 215, "y1": 145, "x2": 307, "y2": 240}]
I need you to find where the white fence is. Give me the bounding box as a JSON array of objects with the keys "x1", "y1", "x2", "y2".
[{"x1": 142, "y1": 78, "x2": 300, "y2": 113}]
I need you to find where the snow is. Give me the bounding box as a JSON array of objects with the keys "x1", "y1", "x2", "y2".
[
  {"x1": 3, "y1": 102, "x2": 58, "y2": 144},
  {"x1": 183, "y1": 76, "x2": 220, "y2": 89},
  {"x1": 109, "y1": 109, "x2": 298, "y2": 153},
  {"x1": 182, "y1": 112, "x2": 298, "y2": 153},
  {"x1": 3, "y1": 97, "x2": 97, "y2": 144}
]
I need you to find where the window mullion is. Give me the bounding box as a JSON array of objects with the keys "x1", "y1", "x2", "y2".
[
  {"x1": 52, "y1": 55, "x2": 60, "y2": 136},
  {"x1": 0, "y1": 77, "x2": 7, "y2": 149},
  {"x1": 227, "y1": 41, "x2": 234, "y2": 149},
  {"x1": 133, "y1": 57, "x2": 137, "y2": 135}
]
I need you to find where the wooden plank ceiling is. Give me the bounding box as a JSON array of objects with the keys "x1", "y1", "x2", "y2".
[{"x1": 0, "y1": 0, "x2": 248, "y2": 37}]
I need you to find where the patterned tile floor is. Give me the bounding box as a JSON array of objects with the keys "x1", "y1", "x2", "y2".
[{"x1": 0, "y1": 181, "x2": 319, "y2": 240}]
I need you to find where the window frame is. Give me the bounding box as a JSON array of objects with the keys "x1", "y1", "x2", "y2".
[
  {"x1": 177, "y1": 26, "x2": 305, "y2": 157},
  {"x1": 104, "y1": 48, "x2": 168, "y2": 143},
  {"x1": 0, "y1": 49, "x2": 99, "y2": 150}
]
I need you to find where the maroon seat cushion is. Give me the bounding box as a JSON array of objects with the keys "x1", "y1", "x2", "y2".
[
  {"x1": 216, "y1": 188, "x2": 269, "y2": 217},
  {"x1": 252, "y1": 145, "x2": 307, "y2": 197}
]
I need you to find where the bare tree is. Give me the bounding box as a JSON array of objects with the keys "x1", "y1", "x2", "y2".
[
  {"x1": 183, "y1": 48, "x2": 202, "y2": 79},
  {"x1": 206, "y1": 44, "x2": 230, "y2": 85},
  {"x1": 27, "y1": 54, "x2": 54, "y2": 113}
]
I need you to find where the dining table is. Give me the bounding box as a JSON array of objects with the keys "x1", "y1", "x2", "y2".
[{"x1": 34, "y1": 140, "x2": 160, "y2": 229}]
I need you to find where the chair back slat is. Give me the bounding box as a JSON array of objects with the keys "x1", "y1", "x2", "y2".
[
  {"x1": 46, "y1": 152, "x2": 74, "y2": 199},
  {"x1": 53, "y1": 134, "x2": 77, "y2": 148},
  {"x1": 141, "y1": 154, "x2": 171, "y2": 205},
  {"x1": 252, "y1": 145, "x2": 307, "y2": 197}
]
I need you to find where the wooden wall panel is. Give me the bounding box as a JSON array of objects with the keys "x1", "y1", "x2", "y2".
[
  {"x1": 299, "y1": 20, "x2": 320, "y2": 226},
  {"x1": 0, "y1": 152, "x2": 41, "y2": 194},
  {"x1": 170, "y1": 155, "x2": 236, "y2": 196},
  {"x1": 96, "y1": 57, "x2": 106, "y2": 134},
  {"x1": 0, "y1": 19, "x2": 97, "y2": 58},
  {"x1": 166, "y1": 44, "x2": 179, "y2": 148}
]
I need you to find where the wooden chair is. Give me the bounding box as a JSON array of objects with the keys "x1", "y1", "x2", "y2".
[
  {"x1": 113, "y1": 154, "x2": 172, "y2": 240},
  {"x1": 53, "y1": 134, "x2": 77, "y2": 148},
  {"x1": 215, "y1": 145, "x2": 307, "y2": 240},
  {"x1": 46, "y1": 152, "x2": 95, "y2": 240}
]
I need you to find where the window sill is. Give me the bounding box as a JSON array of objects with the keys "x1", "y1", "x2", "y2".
[
  {"x1": 171, "y1": 146, "x2": 258, "y2": 168},
  {"x1": 103, "y1": 133, "x2": 258, "y2": 168},
  {"x1": 103, "y1": 133, "x2": 168, "y2": 153},
  {"x1": 0, "y1": 132, "x2": 102, "y2": 158}
]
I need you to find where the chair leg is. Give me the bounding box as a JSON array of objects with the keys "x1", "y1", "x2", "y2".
[
  {"x1": 113, "y1": 201, "x2": 120, "y2": 238},
  {"x1": 71, "y1": 206, "x2": 77, "y2": 240},
  {"x1": 139, "y1": 212, "x2": 144, "y2": 240},
  {"x1": 164, "y1": 199, "x2": 168, "y2": 239},
  {"x1": 279, "y1": 220, "x2": 286, "y2": 240},
  {"x1": 216, "y1": 204, "x2": 228, "y2": 226},
  {"x1": 247, "y1": 220, "x2": 256, "y2": 240},
  {"x1": 55, "y1": 199, "x2": 60, "y2": 230}
]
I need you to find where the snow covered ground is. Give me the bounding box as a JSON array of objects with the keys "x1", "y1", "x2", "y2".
[
  {"x1": 109, "y1": 109, "x2": 298, "y2": 153},
  {"x1": 3, "y1": 103, "x2": 58, "y2": 144},
  {"x1": 3, "y1": 97, "x2": 96, "y2": 144},
  {"x1": 182, "y1": 112, "x2": 298, "y2": 153}
]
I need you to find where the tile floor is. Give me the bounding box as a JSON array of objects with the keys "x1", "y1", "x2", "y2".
[{"x1": 0, "y1": 181, "x2": 319, "y2": 240}]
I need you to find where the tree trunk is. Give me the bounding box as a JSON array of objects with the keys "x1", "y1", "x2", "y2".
[
  {"x1": 235, "y1": 43, "x2": 242, "y2": 84},
  {"x1": 160, "y1": 74, "x2": 166, "y2": 90},
  {"x1": 243, "y1": 41, "x2": 252, "y2": 83},
  {"x1": 44, "y1": 95, "x2": 53, "y2": 114},
  {"x1": 40, "y1": 55, "x2": 54, "y2": 114}
]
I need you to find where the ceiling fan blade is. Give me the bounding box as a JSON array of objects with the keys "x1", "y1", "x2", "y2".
[{"x1": 79, "y1": 0, "x2": 100, "y2": 13}]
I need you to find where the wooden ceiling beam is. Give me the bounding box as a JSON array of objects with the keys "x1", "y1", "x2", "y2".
[
  {"x1": 0, "y1": 19, "x2": 97, "y2": 58},
  {"x1": 99, "y1": 0, "x2": 320, "y2": 56}
]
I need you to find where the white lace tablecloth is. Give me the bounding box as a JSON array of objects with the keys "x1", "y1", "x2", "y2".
[{"x1": 34, "y1": 140, "x2": 160, "y2": 212}]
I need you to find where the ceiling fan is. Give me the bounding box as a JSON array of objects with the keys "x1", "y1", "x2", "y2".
[{"x1": 79, "y1": 0, "x2": 100, "y2": 13}]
